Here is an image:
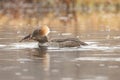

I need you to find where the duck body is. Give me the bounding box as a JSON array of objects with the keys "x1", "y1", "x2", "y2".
[
  {"x1": 38, "y1": 38, "x2": 88, "y2": 48},
  {"x1": 51, "y1": 38, "x2": 87, "y2": 48}
]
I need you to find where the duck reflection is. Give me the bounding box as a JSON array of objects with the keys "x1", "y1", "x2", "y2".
[
  {"x1": 34, "y1": 46, "x2": 50, "y2": 71},
  {"x1": 34, "y1": 46, "x2": 48, "y2": 57}
]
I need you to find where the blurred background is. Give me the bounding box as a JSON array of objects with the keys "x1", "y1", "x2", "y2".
[
  {"x1": 0, "y1": 0, "x2": 119, "y2": 34},
  {"x1": 0, "y1": 1, "x2": 120, "y2": 80}
]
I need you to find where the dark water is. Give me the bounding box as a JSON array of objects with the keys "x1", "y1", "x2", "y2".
[{"x1": 0, "y1": 25, "x2": 120, "y2": 80}]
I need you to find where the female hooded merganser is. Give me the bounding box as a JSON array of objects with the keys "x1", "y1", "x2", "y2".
[{"x1": 20, "y1": 25, "x2": 87, "y2": 47}]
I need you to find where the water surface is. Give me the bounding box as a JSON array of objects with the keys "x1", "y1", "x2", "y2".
[{"x1": 0, "y1": 25, "x2": 120, "y2": 80}]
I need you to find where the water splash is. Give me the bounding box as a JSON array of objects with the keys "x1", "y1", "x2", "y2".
[
  {"x1": 0, "y1": 44, "x2": 6, "y2": 47},
  {"x1": 73, "y1": 57, "x2": 120, "y2": 62},
  {"x1": 7, "y1": 42, "x2": 38, "y2": 49},
  {"x1": 0, "y1": 41, "x2": 120, "y2": 52}
]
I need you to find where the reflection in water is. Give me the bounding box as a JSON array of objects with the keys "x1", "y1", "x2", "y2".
[
  {"x1": 34, "y1": 46, "x2": 50, "y2": 71},
  {"x1": 34, "y1": 46, "x2": 48, "y2": 57}
]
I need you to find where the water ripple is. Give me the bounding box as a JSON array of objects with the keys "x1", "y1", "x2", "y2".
[
  {"x1": 73, "y1": 57, "x2": 120, "y2": 62},
  {"x1": 0, "y1": 41, "x2": 120, "y2": 52}
]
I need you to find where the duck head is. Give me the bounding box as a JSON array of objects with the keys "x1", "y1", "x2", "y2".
[{"x1": 19, "y1": 25, "x2": 50, "y2": 43}]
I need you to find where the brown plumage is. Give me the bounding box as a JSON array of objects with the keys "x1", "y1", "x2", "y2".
[{"x1": 50, "y1": 38, "x2": 88, "y2": 47}]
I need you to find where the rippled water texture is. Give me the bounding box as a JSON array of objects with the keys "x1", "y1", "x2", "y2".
[{"x1": 0, "y1": 25, "x2": 120, "y2": 80}]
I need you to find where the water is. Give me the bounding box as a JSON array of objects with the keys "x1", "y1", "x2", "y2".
[{"x1": 0, "y1": 25, "x2": 120, "y2": 80}]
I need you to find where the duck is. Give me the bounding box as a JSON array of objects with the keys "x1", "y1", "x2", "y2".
[{"x1": 19, "y1": 25, "x2": 88, "y2": 47}]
